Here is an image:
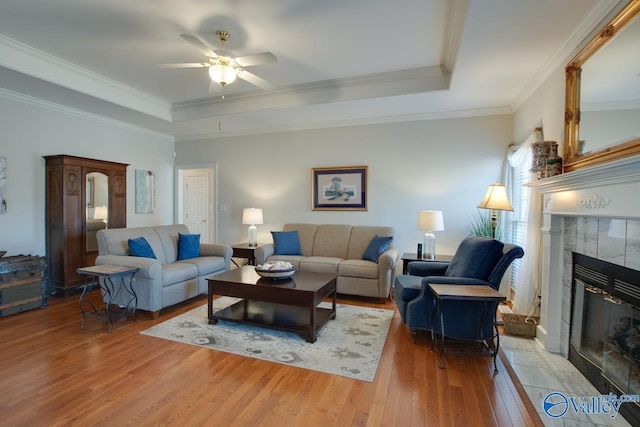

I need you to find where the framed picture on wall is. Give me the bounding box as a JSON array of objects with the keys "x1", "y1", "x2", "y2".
[{"x1": 312, "y1": 165, "x2": 368, "y2": 211}]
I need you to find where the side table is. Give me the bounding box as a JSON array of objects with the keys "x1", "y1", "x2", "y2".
[
  {"x1": 76, "y1": 265, "x2": 139, "y2": 333},
  {"x1": 428, "y1": 284, "x2": 506, "y2": 373},
  {"x1": 400, "y1": 253, "x2": 453, "y2": 274},
  {"x1": 231, "y1": 243, "x2": 261, "y2": 267}
]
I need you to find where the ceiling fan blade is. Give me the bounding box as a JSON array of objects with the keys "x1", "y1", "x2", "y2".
[
  {"x1": 157, "y1": 62, "x2": 209, "y2": 68},
  {"x1": 235, "y1": 52, "x2": 278, "y2": 67},
  {"x1": 180, "y1": 34, "x2": 217, "y2": 58},
  {"x1": 237, "y1": 69, "x2": 275, "y2": 91}
]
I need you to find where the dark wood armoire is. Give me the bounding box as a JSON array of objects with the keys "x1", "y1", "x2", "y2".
[{"x1": 44, "y1": 155, "x2": 128, "y2": 296}]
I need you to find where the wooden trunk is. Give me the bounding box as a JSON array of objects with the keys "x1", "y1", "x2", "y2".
[{"x1": 0, "y1": 255, "x2": 47, "y2": 317}]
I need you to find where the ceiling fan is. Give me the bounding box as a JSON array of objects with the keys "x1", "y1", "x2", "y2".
[{"x1": 158, "y1": 30, "x2": 277, "y2": 92}]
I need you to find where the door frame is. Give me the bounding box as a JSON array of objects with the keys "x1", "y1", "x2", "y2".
[{"x1": 175, "y1": 163, "x2": 218, "y2": 243}]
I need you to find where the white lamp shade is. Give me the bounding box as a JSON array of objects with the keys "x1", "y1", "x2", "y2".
[
  {"x1": 242, "y1": 208, "x2": 263, "y2": 225},
  {"x1": 417, "y1": 210, "x2": 444, "y2": 231},
  {"x1": 477, "y1": 183, "x2": 514, "y2": 211},
  {"x1": 93, "y1": 205, "x2": 108, "y2": 220}
]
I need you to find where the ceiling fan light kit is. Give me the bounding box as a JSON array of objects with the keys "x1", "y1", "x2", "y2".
[{"x1": 160, "y1": 29, "x2": 277, "y2": 91}]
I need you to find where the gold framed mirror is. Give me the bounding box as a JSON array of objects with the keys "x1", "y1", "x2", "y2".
[{"x1": 564, "y1": 0, "x2": 640, "y2": 173}]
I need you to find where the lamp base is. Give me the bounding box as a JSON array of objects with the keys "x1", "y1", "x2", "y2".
[
  {"x1": 424, "y1": 232, "x2": 436, "y2": 260},
  {"x1": 247, "y1": 225, "x2": 257, "y2": 247}
]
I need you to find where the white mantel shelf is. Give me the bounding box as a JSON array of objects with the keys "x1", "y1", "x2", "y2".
[{"x1": 526, "y1": 155, "x2": 640, "y2": 194}]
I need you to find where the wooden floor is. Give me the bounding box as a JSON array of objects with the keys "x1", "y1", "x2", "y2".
[{"x1": 0, "y1": 291, "x2": 543, "y2": 427}]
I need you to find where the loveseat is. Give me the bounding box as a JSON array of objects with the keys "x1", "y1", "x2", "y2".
[
  {"x1": 255, "y1": 223, "x2": 398, "y2": 300},
  {"x1": 96, "y1": 224, "x2": 232, "y2": 318}
]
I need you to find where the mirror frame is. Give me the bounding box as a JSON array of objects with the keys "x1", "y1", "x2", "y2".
[{"x1": 564, "y1": 0, "x2": 640, "y2": 173}]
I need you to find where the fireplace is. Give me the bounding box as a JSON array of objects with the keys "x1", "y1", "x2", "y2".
[{"x1": 569, "y1": 252, "x2": 640, "y2": 424}]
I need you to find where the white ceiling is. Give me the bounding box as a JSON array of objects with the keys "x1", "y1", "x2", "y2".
[{"x1": 0, "y1": 0, "x2": 621, "y2": 140}]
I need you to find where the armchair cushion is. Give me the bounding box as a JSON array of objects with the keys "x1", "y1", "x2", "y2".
[{"x1": 444, "y1": 235, "x2": 504, "y2": 280}]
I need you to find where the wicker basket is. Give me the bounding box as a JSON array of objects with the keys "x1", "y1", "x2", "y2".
[{"x1": 503, "y1": 314, "x2": 540, "y2": 338}]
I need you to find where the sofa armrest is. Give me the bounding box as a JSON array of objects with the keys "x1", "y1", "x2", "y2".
[
  {"x1": 200, "y1": 244, "x2": 232, "y2": 259},
  {"x1": 255, "y1": 244, "x2": 274, "y2": 265},
  {"x1": 95, "y1": 254, "x2": 162, "y2": 279},
  {"x1": 378, "y1": 246, "x2": 398, "y2": 271},
  {"x1": 408, "y1": 261, "x2": 449, "y2": 277}
]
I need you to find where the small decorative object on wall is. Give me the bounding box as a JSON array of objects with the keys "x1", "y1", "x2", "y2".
[
  {"x1": 0, "y1": 156, "x2": 6, "y2": 214},
  {"x1": 312, "y1": 166, "x2": 367, "y2": 211},
  {"x1": 135, "y1": 169, "x2": 156, "y2": 214}
]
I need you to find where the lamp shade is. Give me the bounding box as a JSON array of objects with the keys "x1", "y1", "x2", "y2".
[
  {"x1": 417, "y1": 210, "x2": 444, "y2": 231},
  {"x1": 477, "y1": 183, "x2": 514, "y2": 212},
  {"x1": 93, "y1": 205, "x2": 108, "y2": 220},
  {"x1": 242, "y1": 208, "x2": 263, "y2": 225}
]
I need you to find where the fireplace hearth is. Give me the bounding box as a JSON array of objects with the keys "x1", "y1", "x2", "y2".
[{"x1": 570, "y1": 252, "x2": 640, "y2": 425}]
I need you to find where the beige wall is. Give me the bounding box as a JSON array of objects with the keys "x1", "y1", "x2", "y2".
[{"x1": 175, "y1": 114, "x2": 513, "y2": 256}]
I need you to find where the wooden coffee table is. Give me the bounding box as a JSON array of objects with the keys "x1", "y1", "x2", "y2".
[{"x1": 206, "y1": 266, "x2": 337, "y2": 343}]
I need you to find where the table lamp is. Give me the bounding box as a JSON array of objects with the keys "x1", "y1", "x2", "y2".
[
  {"x1": 417, "y1": 210, "x2": 444, "y2": 260},
  {"x1": 242, "y1": 207, "x2": 263, "y2": 247},
  {"x1": 477, "y1": 183, "x2": 513, "y2": 238}
]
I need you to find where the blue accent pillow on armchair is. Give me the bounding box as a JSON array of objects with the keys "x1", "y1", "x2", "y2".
[
  {"x1": 177, "y1": 233, "x2": 200, "y2": 260},
  {"x1": 272, "y1": 231, "x2": 302, "y2": 255},
  {"x1": 362, "y1": 235, "x2": 393, "y2": 262},
  {"x1": 128, "y1": 237, "x2": 157, "y2": 259}
]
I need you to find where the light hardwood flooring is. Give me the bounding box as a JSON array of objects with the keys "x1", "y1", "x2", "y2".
[{"x1": 0, "y1": 290, "x2": 542, "y2": 426}]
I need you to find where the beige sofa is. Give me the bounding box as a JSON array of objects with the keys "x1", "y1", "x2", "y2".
[
  {"x1": 255, "y1": 223, "x2": 398, "y2": 300},
  {"x1": 96, "y1": 224, "x2": 232, "y2": 318}
]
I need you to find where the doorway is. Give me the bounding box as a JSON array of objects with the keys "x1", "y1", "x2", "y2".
[{"x1": 176, "y1": 165, "x2": 217, "y2": 244}]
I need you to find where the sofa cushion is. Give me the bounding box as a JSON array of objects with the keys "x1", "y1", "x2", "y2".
[
  {"x1": 299, "y1": 256, "x2": 342, "y2": 274},
  {"x1": 161, "y1": 262, "x2": 199, "y2": 286},
  {"x1": 445, "y1": 235, "x2": 504, "y2": 279},
  {"x1": 362, "y1": 235, "x2": 393, "y2": 262},
  {"x1": 178, "y1": 256, "x2": 226, "y2": 276},
  {"x1": 272, "y1": 231, "x2": 302, "y2": 255},
  {"x1": 128, "y1": 237, "x2": 157, "y2": 259},
  {"x1": 177, "y1": 233, "x2": 200, "y2": 260},
  {"x1": 338, "y1": 259, "x2": 379, "y2": 279},
  {"x1": 347, "y1": 226, "x2": 395, "y2": 260},
  {"x1": 313, "y1": 224, "x2": 352, "y2": 258}
]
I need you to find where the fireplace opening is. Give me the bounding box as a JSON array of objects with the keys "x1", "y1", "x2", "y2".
[{"x1": 570, "y1": 252, "x2": 640, "y2": 425}]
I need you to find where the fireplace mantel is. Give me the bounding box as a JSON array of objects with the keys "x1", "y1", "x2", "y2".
[{"x1": 525, "y1": 154, "x2": 640, "y2": 353}]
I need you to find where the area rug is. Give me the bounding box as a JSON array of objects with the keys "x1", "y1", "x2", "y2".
[{"x1": 141, "y1": 297, "x2": 393, "y2": 382}]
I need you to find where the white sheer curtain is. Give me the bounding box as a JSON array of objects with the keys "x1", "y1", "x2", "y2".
[{"x1": 502, "y1": 130, "x2": 542, "y2": 316}]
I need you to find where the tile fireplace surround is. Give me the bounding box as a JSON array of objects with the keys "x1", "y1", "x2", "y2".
[{"x1": 528, "y1": 155, "x2": 640, "y2": 355}]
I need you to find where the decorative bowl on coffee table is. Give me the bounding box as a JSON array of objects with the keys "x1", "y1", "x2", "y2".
[{"x1": 254, "y1": 266, "x2": 296, "y2": 280}]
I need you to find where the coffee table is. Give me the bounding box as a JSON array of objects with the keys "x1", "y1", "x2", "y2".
[{"x1": 206, "y1": 266, "x2": 337, "y2": 343}]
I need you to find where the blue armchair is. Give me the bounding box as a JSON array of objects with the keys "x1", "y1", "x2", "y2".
[{"x1": 394, "y1": 235, "x2": 524, "y2": 340}]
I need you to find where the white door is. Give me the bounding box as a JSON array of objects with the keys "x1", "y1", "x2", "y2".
[{"x1": 182, "y1": 169, "x2": 213, "y2": 243}]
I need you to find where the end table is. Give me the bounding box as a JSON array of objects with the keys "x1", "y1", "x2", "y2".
[
  {"x1": 231, "y1": 243, "x2": 261, "y2": 267},
  {"x1": 400, "y1": 252, "x2": 453, "y2": 274},
  {"x1": 76, "y1": 265, "x2": 139, "y2": 333}
]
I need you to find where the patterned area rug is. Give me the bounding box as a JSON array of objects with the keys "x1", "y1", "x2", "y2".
[{"x1": 141, "y1": 297, "x2": 393, "y2": 382}]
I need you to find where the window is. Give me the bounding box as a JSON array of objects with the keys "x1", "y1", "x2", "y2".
[{"x1": 506, "y1": 158, "x2": 530, "y2": 289}]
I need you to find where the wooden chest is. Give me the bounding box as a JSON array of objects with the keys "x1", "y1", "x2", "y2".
[{"x1": 0, "y1": 255, "x2": 47, "y2": 317}]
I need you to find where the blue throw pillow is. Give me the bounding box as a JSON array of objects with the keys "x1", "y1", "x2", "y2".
[
  {"x1": 362, "y1": 235, "x2": 393, "y2": 262},
  {"x1": 177, "y1": 233, "x2": 200, "y2": 260},
  {"x1": 128, "y1": 237, "x2": 156, "y2": 259},
  {"x1": 272, "y1": 231, "x2": 302, "y2": 255}
]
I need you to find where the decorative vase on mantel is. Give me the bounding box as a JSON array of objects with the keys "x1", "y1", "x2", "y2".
[{"x1": 545, "y1": 142, "x2": 562, "y2": 177}]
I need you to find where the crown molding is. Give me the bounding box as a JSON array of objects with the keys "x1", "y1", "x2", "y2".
[
  {"x1": 0, "y1": 88, "x2": 173, "y2": 141},
  {"x1": 175, "y1": 106, "x2": 512, "y2": 142},
  {"x1": 0, "y1": 34, "x2": 172, "y2": 122}
]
